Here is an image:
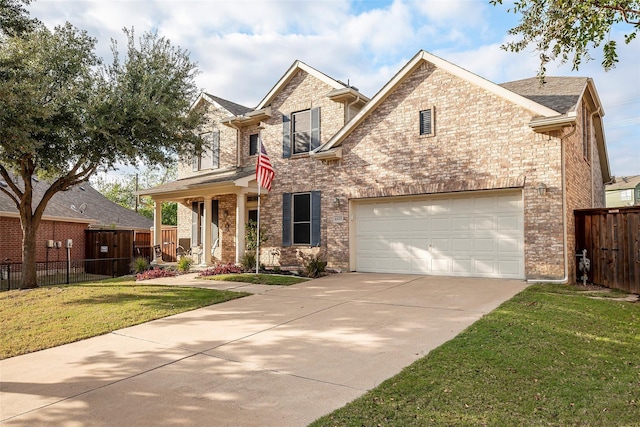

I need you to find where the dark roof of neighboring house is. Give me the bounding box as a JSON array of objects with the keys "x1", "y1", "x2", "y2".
[
  {"x1": 499, "y1": 77, "x2": 588, "y2": 115},
  {"x1": 204, "y1": 93, "x2": 252, "y2": 116},
  {"x1": 0, "y1": 177, "x2": 153, "y2": 230},
  {"x1": 606, "y1": 175, "x2": 640, "y2": 191}
]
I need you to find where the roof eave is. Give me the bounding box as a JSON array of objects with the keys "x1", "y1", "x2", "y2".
[
  {"x1": 223, "y1": 106, "x2": 272, "y2": 127},
  {"x1": 528, "y1": 113, "x2": 576, "y2": 132},
  {"x1": 310, "y1": 147, "x2": 343, "y2": 161}
]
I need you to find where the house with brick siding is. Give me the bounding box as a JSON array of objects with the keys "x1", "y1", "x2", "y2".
[
  {"x1": 141, "y1": 50, "x2": 611, "y2": 283},
  {"x1": 0, "y1": 179, "x2": 152, "y2": 262}
]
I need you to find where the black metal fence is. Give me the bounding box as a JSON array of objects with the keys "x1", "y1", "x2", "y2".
[{"x1": 0, "y1": 258, "x2": 132, "y2": 291}]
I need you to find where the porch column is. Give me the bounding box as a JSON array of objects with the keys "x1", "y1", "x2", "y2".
[
  {"x1": 236, "y1": 193, "x2": 246, "y2": 264},
  {"x1": 153, "y1": 201, "x2": 163, "y2": 264},
  {"x1": 202, "y1": 196, "x2": 213, "y2": 265}
]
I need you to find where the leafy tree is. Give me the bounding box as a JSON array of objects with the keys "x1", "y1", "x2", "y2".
[
  {"x1": 491, "y1": 0, "x2": 639, "y2": 78},
  {"x1": 0, "y1": 0, "x2": 37, "y2": 36},
  {"x1": 0, "y1": 22, "x2": 206, "y2": 289},
  {"x1": 92, "y1": 165, "x2": 178, "y2": 225}
]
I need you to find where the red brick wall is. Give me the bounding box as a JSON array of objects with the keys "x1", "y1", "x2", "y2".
[{"x1": 0, "y1": 216, "x2": 88, "y2": 262}]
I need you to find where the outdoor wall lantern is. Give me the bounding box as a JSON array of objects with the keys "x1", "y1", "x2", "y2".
[
  {"x1": 334, "y1": 197, "x2": 342, "y2": 208},
  {"x1": 537, "y1": 182, "x2": 548, "y2": 196}
]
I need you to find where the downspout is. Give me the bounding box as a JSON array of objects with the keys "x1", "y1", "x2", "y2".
[
  {"x1": 345, "y1": 95, "x2": 361, "y2": 123},
  {"x1": 590, "y1": 107, "x2": 602, "y2": 207},
  {"x1": 527, "y1": 125, "x2": 577, "y2": 284}
]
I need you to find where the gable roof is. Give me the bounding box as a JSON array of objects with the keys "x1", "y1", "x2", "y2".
[
  {"x1": 192, "y1": 92, "x2": 252, "y2": 116},
  {"x1": 255, "y1": 60, "x2": 354, "y2": 110},
  {"x1": 315, "y1": 50, "x2": 561, "y2": 153},
  {"x1": 499, "y1": 77, "x2": 589, "y2": 115},
  {"x1": 606, "y1": 175, "x2": 640, "y2": 191},
  {"x1": 0, "y1": 177, "x2": 153, "y2": 230}
]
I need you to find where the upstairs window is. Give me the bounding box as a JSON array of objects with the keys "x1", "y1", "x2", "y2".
[
  {"x1": 249, "y1": 133, "x2": 259, "y2": 156},
  {"x1": 193, "y1": 130, "x2": 220, "y2": 171},
  {"x1": 282, "y1": 107, "x2": 320, "y2": 158},
  {"x1": 419, "y1": 108, "x2": 434, "y2": 136}
]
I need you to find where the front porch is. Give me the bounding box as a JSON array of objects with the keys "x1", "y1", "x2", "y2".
[{"x1": 139, "y1": 168, "x2": 264, "y2": 267}]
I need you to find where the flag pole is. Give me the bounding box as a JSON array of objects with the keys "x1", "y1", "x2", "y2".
[{"x1": 256, "y1": 130, "x2": 262, "y2": 275}]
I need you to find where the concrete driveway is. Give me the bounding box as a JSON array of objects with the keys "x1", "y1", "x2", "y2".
[{"x1": 1, "y1": 273, "x2": 528, "y2": 426}]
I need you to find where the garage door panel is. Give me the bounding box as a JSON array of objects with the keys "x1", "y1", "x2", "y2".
[
  {"x1": 474, "y1": 216, "x2": 496, "y2": 230},
  {"x1": 355, "y1": 191, "x2": 524, "y2": 279}
]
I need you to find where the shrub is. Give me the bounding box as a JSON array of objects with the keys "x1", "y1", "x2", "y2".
[
  {"x1": 198, "y1": 263, "x2": 243, "y2": 277},
  {"x1": 131, "y1": 257, "x2": 149, "y2": 274},
  {"x1": 240, "y1": 251, "x2": 257, "y2": 272},
  {"x1": 302, "y1": 254, "x2": 327, "y2": 278},
  {"x1": 136, "y1": 268, "x2": 178, "y2": 281},
  {"x1": 177, "y1": 256, "x2": 192, "y2": 273}
]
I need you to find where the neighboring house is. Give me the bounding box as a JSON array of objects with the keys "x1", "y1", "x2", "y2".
[
  {"x1": 0, "y1": 179, "x2": 152, "y2": 262},
  {"x1": 605, "y1": 175, "x2": 640, "y2": 207},
  {"x1": 141, "y1": 50, "x2": 611, "y2": 283}
]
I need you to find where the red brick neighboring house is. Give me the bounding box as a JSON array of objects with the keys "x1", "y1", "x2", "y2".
[
  {"x1": 0, "y1": 179, "x2": 152, "y2": 262},
  {"x1": 141, "y1": 50, "x2": 611, "y2": 283}
]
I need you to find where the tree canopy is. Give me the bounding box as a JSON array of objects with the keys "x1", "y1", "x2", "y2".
[
  {"x1": 491, "y1": 0, "x2": 640, "y2": 77},
  {"x1": 0, "y1": 0, "x2": 37, "y2": 36},
  {"x1": 0, "y1": 21, "x2": 206, "y2": 288}
]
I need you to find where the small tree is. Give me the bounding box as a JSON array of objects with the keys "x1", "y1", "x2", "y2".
[
  {"x1": 491, "y1": 0, "x2": 639, "y2": 78},
  {"x1": 245, "y1": 219, "x2": 268, "y2": 251},
  {"x1": 0, "y1": 22, "x2": 206, "y2": 289}
]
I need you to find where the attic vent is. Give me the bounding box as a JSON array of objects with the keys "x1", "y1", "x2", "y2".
[{"x1": 420, "y1": 108, "x2": 435, "y2": 136}]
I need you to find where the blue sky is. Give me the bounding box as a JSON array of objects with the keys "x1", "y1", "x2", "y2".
[{"x1": 29, "y1": 0, "x2": 639, "y2": 177}]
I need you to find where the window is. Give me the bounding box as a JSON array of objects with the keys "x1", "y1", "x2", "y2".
[
  {"x1": 419, "y1": 108, "x2": 434, "y2": 136},
  {"x1": 193, "y1": 130, "x2": 220, "y2": 171},
  {"x1": 282, "y1": 191, "x2": 321, "y2": 246},
  {"x1": 620, "y1": 189, "x2": 632, "y2": 201},
  {"x1": 249, "y1": 134, "x2": 259, "y2": 156},
  {"x1": 282, "y1": 107, "x2": 320, "y2": 157},
  {"x1": 582, "y1": 104, "x2": 591, "y2": 161}
]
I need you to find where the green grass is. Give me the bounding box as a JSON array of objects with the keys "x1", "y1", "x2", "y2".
[
  {"x1": 311, "y1": 283, "x2": 640, "y2": 426},
  {"x1": 0, "y1": 279, "x2": 249, "y2": 359},
  {"x1": 205, "y1": 273, "x2": 309, "y2": 286}
]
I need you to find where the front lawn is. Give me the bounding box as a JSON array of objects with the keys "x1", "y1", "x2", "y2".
[
  {"x1": 0, "y1": 278, "x2": 249, "y2": 359},
  {"x1": 203, "y1": 273, "x2": 310, "y2": 286},
  {"x1": 311, "y1": 283, "x2": 640, "y2": 426}
]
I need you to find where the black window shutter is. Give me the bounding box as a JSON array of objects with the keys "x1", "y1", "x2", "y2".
[
  {"x1": 212, "y1": 130, "x2": 220, "y2": 169},
  {"x1": 282, "y1": 193, "x2": 292, "y2": 247},
  {"x1": 282, "y1": 114, "x2": 291, "y2": 158},
  {"x1": 311, "y1": 191, "x2": 321, "y2": 246},
  {"x1": 310, "y1": 107, "x2": 321, "y2": 150},
  {"x1": 191, "y1": 202, "x2": 199, "y2": 245}
]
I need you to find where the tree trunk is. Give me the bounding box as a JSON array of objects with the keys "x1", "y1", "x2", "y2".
[{"x1": 20, "y1": 211, "x2": 39, "y2": 289}]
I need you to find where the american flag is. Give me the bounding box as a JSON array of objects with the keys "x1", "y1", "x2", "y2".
[{"x1": 256, "y1": 138, "x2": 275, "y2": 191}]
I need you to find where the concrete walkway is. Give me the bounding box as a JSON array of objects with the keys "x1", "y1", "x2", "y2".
[{"x1": 1, "y1": 273, "x2": 528, "y2": 426}]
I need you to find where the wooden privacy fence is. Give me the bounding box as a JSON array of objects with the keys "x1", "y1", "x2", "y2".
[
  {"x1": 132, "y1": 227, "x2": 177, "y2": 262},
  {"x1": 575, "y1": 207, "x2": 640, "y2": 293}
]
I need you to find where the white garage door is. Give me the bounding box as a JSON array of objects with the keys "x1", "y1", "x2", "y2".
[{"x1": 354, "y1": 191, "x2": 524, "y2": 279}]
